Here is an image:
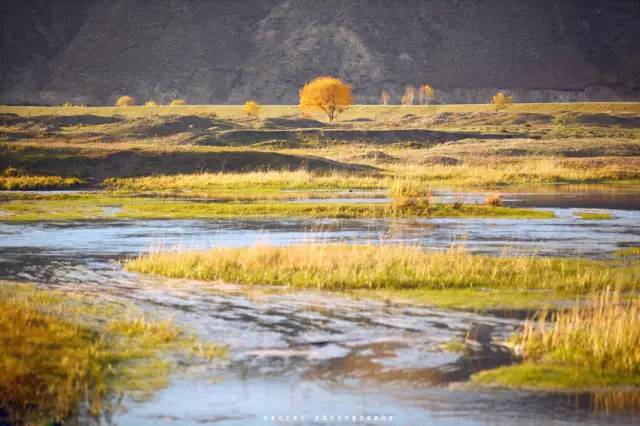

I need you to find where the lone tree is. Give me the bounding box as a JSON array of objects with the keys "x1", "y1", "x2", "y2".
[
  {"x1": 299, "y1": 76, "x2": 353, "y2": 121},
  {"x1": 492, "y1": 91, "x2": 513, "y2": 110},
  {"x1": 419, "y1": 84, "x2": 435, "y2": 104},
  {"x1": 243, "y1": 100, "x2": 261, "y2": 118},
  {"x1": 115, "y1": 95, "x2": 136, "y2": 107}
]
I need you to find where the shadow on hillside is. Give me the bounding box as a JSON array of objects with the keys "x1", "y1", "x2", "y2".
[
  {"x1": 0, "y1": 146, "x2": 378, "y2": 185},
  {"x1": 214, "y1": 128, "x2": 522, "y2": 146}
]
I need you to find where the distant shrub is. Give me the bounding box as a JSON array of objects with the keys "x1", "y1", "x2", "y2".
[
  {"x1": 491, "y1": 92, "x2": 513, "y2": 110},
  {"x1": 169, "y1": 99, "x2": 186, "y2": 106},
  {"x1": 401, "y1": 85, "x2": 416, "y2": 105},
  {"x1": 144, "y1": 101, "x2": 158, "y2": 107},
  {"x1": 243, "y1": 100, "x2": 261, "y2": 118},
  {"x1": 484, "y1": 192, "x2": 504, "y2": 206},
  {"x1": 452, "y1": 194, "x2": 465, "y2": 210},
  {"x1": 116, "y1": 95, "x2": 136, "y2": 107},
  {"x1": 419, "y1": 84, "x2": 435, "y2": 105},
  {"x1": 380, "y1": 90, "x2": 391, "y2": 105},
  {"x1": 389, "y1": 179, "x2": 432, "y2": 214},
  {"x1": 3, "y1": 167, "x2": 19, "y2": 177},
  {"x1": 61, "y1": 102, "x2": 86, "y2": 107},
  {"x1": 554, "y1": 113, "x2": 577, "y2": 128}
]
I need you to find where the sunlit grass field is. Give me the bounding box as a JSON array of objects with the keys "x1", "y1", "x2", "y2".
[{"x1": 3, "y1": 102, "x2": 640, "y2": 120}]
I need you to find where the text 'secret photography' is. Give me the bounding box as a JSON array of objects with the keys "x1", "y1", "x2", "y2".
[{"x1": 1, "y1": 1, "x2": 639, "y2": 425}]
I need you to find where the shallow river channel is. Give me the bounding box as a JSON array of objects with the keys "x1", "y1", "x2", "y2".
[{"x1": 1, "y1": 187, "x2": 639, "y2": 425}]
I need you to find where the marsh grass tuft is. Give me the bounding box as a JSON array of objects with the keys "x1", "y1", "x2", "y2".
[
  {"x1": 389, "y1": 179, "x2": 432, "y2": 214},
  {"x1": 574, "y1": 211, "x2": 615, "y2": 220},
  {"x1": 474, "y1": 290, "x2": 640, "y2": 390}
]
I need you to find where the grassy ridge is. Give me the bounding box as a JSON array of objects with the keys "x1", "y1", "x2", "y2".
[{"x1": 125, "y1": 244, "x2": 638, "y2": 293}]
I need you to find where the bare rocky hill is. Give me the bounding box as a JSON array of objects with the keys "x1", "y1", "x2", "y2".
[{"x1": 1, "y1": 0, "x2": 639, "y2": 105}]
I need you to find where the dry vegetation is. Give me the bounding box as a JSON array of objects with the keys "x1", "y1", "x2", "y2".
[
  {"x1": 474, "y1": 290, "x2": 640, "y2": 390},
  {"x1": 125, "y1": 244, "x2": 639, "y2": 293},
  {"x1": 0, "y1": 283, "x2": 225, "y2": 424}
]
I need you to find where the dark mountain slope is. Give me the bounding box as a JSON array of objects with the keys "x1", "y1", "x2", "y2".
[{"x1": 1, "y1": 0, "x2": 639, "y2": 105}]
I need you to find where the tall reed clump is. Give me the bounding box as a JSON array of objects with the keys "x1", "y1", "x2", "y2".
[
  {"x1": 517, "y1": 290, "x2": 640, "y2": 378},
  {"x1": 0, "y1": 295, "x2": 110, "y2": 423},
  {"x1": 126, "y1": 244, "x2": 639, "y2": 293},
  {"x1": 388, "y1": 179, "x2": 432, "y2": 215}
]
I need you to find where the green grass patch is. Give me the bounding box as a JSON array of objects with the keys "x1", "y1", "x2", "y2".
[
  {"x1": 125, "y1": 244, "x2": 638, "y2": 294},
  {"x1": 369, "y1": 288, "x2": 566, "y2": 311},
  {"x1": 0, "y1": 282, "x2": 226, "y2": 424},
  {"x1": 574, "y1": 211, "x2": 615, "y2": 220},
  {"x1": 472, "y1": 363, "x2": 639, "y2": 390},
  {"x1": 0, "y1": 193, "x2": 554, "y2": 221}
]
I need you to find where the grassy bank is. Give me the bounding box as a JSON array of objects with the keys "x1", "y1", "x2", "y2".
[
  {"x1": 125, "y1": 244, "x2": 639, "y2": 294},
  {"x1": 384, "y1": 159, "x2": 640, "y2": 188},
  {"x1": 473, "y1": 290, "x2": 640, "y2": 391},
  {"x1": 0, "y1": 193, "x2": 554, "y2": 221},
  {"x1": 0, "y1": 175, "x2": 83, "y2": 190},
  {"x1": 575, "y1": 211, "x2": 615, "y2": 220},
  {"x1": 102, "y1": 160, "x2": 640, "y2": 197},
  {"x1": 0, "y1": 282, "x2": 225, "y2": 424},
  {"x1": 103, "y1": 169, "x2": 383, "y2": 193}
]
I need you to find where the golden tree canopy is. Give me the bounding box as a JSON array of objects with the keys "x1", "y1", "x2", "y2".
[
  {"x1": 169, "y1": 99, "x2": 186, "y2": 106},
  {"x1": 401, "y1": 85, "x2": 416, "y2": 105},
  {"x1": 243, "y1": 100, "x2": 261, "y2": 117},
  {"x1": 299, "y1": 76, "x2": 353, "y2": 121},
  {"x1": 115, "y1": 95, "x2": 136, "y2": 107},
  {"x1": 419, "y1": 84, "x2": 435, "y2": 104}
]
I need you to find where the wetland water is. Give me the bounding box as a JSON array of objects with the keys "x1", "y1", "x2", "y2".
[{"x1": 1, "y1": 188, "x2": 639, "y2": 425}]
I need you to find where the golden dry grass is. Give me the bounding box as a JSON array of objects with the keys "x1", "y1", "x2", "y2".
[
  {"x1": 519, "y1": 290, "x2": 639, "y2": 375},
  {"x1": 474, "y1": 290, "x2": 640, "y2": 391},
  {"x1": 0, "y1": 175, "x2": 83, "y2": 190},
  {"x1": 2, "y1": 102, "x2": 639, "y2": 120},
  {"x1": 0, "y1": 283, "x2": 226, "y2": 424},
  {"x1": 125, "y1": 244, "x2": 639, "y2": 293}
]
